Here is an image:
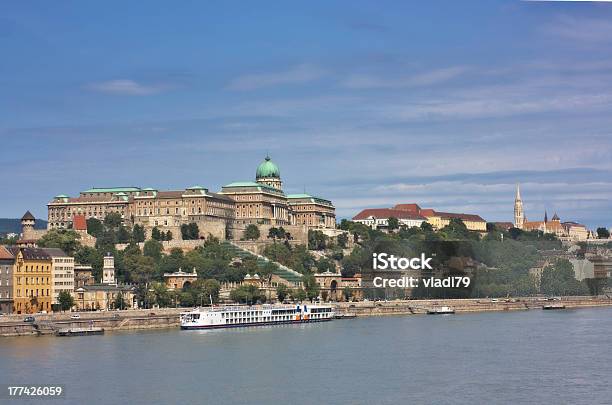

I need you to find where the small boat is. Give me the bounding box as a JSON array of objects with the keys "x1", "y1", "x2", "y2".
[
  {"x1": 56, "y1": 327, "x2": 105, "y2": 336},
  {"x1": 427, "y1": 306, "x2": 455, "y2": 315},
  {"x1": 543, "y1": 304, "x2": 566, "y2": 310},
  {"x1": 334, "y1": 312, "x2": 357, "y2": 319}
]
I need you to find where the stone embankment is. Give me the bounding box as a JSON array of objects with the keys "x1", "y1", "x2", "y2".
[
  {"x1": 335, "y1": 296, "x2": 612, "y2": 316},
  {"x1": 2, "y1": 296, "x2": 612, "y2": 337},
  {"x1": 0, "y1": 308, "x2": 183, "y2": 337}
]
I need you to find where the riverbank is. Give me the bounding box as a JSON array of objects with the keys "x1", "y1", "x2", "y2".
[
  {"x1": 0, "y1": 308, "x2": 182, "y2": 337},
  {"x1": 335, "y1": 295, "x2": 612, "y2": 316},
  {"x1": 2, "y1": 296, "x2": 611, "y2": 337}
]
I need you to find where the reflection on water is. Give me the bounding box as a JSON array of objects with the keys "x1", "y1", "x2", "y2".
[{"x1": 1, "y1": 307, "x2": 611, "y2": 405}]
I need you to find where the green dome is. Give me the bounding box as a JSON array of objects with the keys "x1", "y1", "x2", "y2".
[{"x1": 256, "y1": 156, "x2": 280, "y2": 179}]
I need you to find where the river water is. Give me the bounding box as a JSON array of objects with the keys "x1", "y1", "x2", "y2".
[{"x1": 1, "y1": 307, "x2": 611, "y2": 404}]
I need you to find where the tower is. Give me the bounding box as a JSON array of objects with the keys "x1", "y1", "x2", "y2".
[
  {"x1": 514, "y1": 184, "x2": 524, "y2": 229},
  {"x1": 102, "y1": 253, "x2": 116, "y2": 285},
  {"x1": 20, "y1": 211, "x2": 36, "y2": 239},
  {"x1": 255, "y1": 155, "x2": 282, "y2": 190}
]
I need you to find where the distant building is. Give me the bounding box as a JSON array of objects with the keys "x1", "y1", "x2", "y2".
[
  {"x1": 513, "y1": 184, "x2": 589, "y2": 241},
  {"x1": 0, "y1": 246, "x2": 15, "y2": 314},
  {"x1": 102, "y1": 254, "x2": 116, "y2": 285},
  {"x1": 352, "y1": 203, "x2": 486, "y2": 232},
  {"x1": 47, "y1": 156, "x2": 336, "y2": 240},
  {"x1": 41, "y1": 248, "x2": 75, "y2": 307},
  {"x1": 287, "y1": 194, "x2": 336, "y2": 229},
  {"x1": 74, "y1": 264, "x2": 95, "y2": 288},
  {"x1": 20, "y1": 211, "x2": 47, "y2": 241},
  {"x1": 163, "y1": 268, "x2": 198, "y2": 291},
  {"x1": 73, "y1": 284, "x2": 136, "y2": 311},
  {"x1": 73, "y1": 254, "x2": 136, "y2": 310},
  {"x1": 220, "y1": 155, "x2": 335, "y2": 229},
  {"x1": 352, "y1": 208, "x2": 426, "y2": 230},
  {"x1": 7, "y1": 247, "x2": 53, "y2": 314}
]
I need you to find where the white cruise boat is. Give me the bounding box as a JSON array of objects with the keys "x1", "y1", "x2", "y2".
[{"x1": 180, "y1": 304, "x2": 335, "y2": 330}]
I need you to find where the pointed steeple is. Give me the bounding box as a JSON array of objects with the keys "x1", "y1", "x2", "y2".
[
  {"x1": 513, "y1": 183, "x2": 524, "y2": 229},
  {"x1": 544, "y1": 210, "x2": 548, "y2": 223}
]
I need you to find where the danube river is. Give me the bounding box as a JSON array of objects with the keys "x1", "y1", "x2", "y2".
[{"x1": 1, "y1": 307, "x2": 611, "y2": 404}]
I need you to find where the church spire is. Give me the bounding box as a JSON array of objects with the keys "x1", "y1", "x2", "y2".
[
  {"x1": 514, "y1": 183, "x2": 524, "y2": 229},
  {"x1": 544, "y1": 210, "x2": 548, "y2": 223}
]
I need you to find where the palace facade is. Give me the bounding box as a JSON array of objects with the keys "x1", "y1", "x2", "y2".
[
  {"x1": 47, "y1": 155, "x2": 336, "y2": 239},
  {"x1": 353, "y1": 203, "x2": 486, "y2": 232}
]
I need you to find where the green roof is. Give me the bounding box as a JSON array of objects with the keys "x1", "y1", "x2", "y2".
[
  {"x1": 287, "y1": 193, "x2": 313, "y2": 199},
  {"x1": 187, "y1": 185, "x2": 205, "y2": 190},
  {"x1": 287, "y1": 193, "x2": 332, "y2": 205},
  {"x1": 54, "y1": 194, "x2": 69, "y2": 198},
  {"x1": 223, "y1": 181, "x2": 261, "y2": 188},
  {"x1": 256, "y1": 156, "x2": 280, "y2": 179},
  {"x1": 223, "y1": 181, "x2": 284, "y2": 194},
  {"x1": 82, "y1": 187, "x2": 141, "y2": 193}
]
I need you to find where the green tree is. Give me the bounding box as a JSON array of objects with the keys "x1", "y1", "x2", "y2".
[
  {"x1": 290, "y1": 288, "x2": 307, "y2": 302},
  {"x1": 104, "y1": 212, "x2": 123, "y2": 229},
  {"x1": 181, "y1": 223, "x2": 200, "y2": 240},
  {"x1": 596, "y1": 227, "x2": 610, "y2": 239},
  {"x1": 165, "y1": 230, "x2": 173, "y2": 241},
  {"x1": 268, "y1": 227, "x2": 279, "y2": 240},
  {"x1": 113, "y1": 293, "x2": 128, "y2": 310},
  {"x1": 37, "y1": 229, "x2": 82, "y2": 255},
  {"x1": 230, "y1": 284, "x2": 265, "y2": 304},
  {"x1": 342, "y1": 286, "x2": 352, "y2": 302},
  {"x1": 302, "y1": 274, "x2": 320, "y2": 302},
  {"x1": 58, "y1": 290, "x2": 74, "y2": 311},
  {"x1": 151, "y1": 227, "x2": 162, "y2": 241},
  {"x1": 132, "y1": 224, "x2": 146, "y2": 243},
  {"x1": 116, "y1": 226, "x2": 131, "y2": 243},
  {"x1": 276, "y1": 284, "x2": 290, "y2": 302},
  {"x1": 337, "y1": 233, "x2": 349, "y2": 249},
  {"x1": 308, "y1": 230, "x2": 328, "y2": 250},
  {"x1": 74, "y1": 245, "x2": 104, "y2": 280},
  {"x1": 388, "y1": 217, "x2": 400, "y2": 232},
  {"x1": 143, "y1": 239, "x2": 163, "y2": 262},
  {"x1": 540, "y1": 259, "x2": 588, "y2": 296},
  {"x1": 244, "y1": 224, "x2": 260, "y2": 240},
  {"x1": 86, "y1": 218, "x2": 103, "y2": 237},
  {"x1": 316, "y1": 257, "x2": 336, "y2": 273}
]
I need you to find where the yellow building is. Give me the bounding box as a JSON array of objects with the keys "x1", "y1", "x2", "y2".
[
  {"x1": 419, "y1": 209, "x2": 487, "y2": 232},
  {"x1": 8, "y1": 247, "x2": 53, "y2": 314}
]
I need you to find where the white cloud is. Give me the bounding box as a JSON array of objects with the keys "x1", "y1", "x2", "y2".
[
  {"x1": 342, "y1": 66, "x2": 467, "y2": 89},
  {"x1": 86, "y1": 79, "x2": 174, "y2": 95},
  {"x1": 544, "y1": 15, "x2": 612, "y2": 43},
  {"x1": 227, "y1": 64, "x2": 327, "y2": 91}
]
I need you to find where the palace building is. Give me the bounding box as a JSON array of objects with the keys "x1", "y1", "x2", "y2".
[
  {"x1": 47, "y1": 155, "x2": 336, "y2": 239},
  {"x1": 353, "y1": 203, "x2": 486, "y2": 232}
]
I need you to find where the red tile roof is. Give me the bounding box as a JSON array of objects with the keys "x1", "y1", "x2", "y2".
[
  {"x1": 353, "y1": 208, "x2": 426, "y2": 221},
  {"x1": 73, "y1": 214, "x2": 87, "y2": 231},
  {"x1": 0, "y1": 246, "x2": 15, "y2": 260},
  {"x1": 393, "y1": 203, "x2": 421, "y2": 213},
  {"x1": 419, "y1": 208, "x2": 436, "y2": 217}
]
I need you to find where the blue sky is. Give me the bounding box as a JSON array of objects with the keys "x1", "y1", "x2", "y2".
[{"x1": 1, "y1": 1, "x2": 612, "y2": 228}]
